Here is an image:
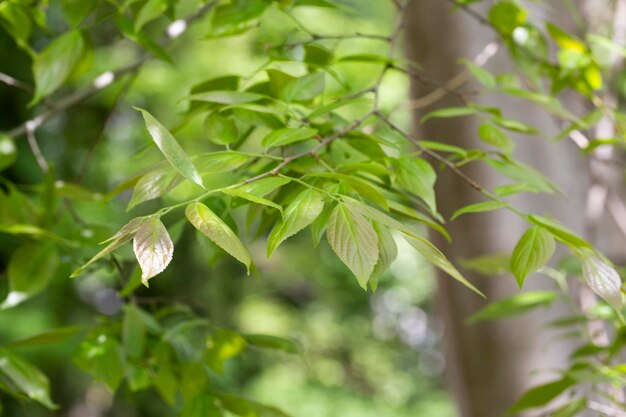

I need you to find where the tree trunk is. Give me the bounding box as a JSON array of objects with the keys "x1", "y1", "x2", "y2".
[{"x1": 403, "y1": 2, "x2": 587, "y2": 416}]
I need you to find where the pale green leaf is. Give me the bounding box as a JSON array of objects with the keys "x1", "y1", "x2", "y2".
[
  {"x1": 267, "y1": 189, "x2": 324, "y2": 257},
  {"x1": 221, "y1": 188, "x2": 283, "y2": 216},
  {"x1": 468, "y1": 291, "x2": 558, "y2": 323},
  {"x1": 0, "y1": 349, "x2": 56, "y2": 409},
  {"x1": 134, "y1": 108, "x2": 204, "y2": 188},
  {"x1": 326, "y1": 203, "x2": 378, "y2": 289},
  {"x1": 528, "y1": 215, "x2": 591, "y2": 249},
  {"x1": 1, "y1": 242, "x2": 59, "y2": 309},
  {"x1": 451, "y1": 200, "x2": 507, "y2": 221},
  {"x1": 510, "y1": 226, "x2": 555, "y2": 287},
  {"x1": 403, "y1": 235, "x2": 485, "y2": 297},
  {"x1": 394, "y1": 158, "x2": 437, "y2": 213},
  {"x1": 420, "y1": 107, "x2": 477, "y2": 123},
  {"x1": 185, "y1": 91, "x2": 265, "y2": 104},
  {"x1": 133, "y1": 217, "x2": 174, "y2": 286},
  {"x1": 581, "y1": 254, "x2": 623, "y2": 311},
  {"x1": 185, "y1": 202, "x2": 251, "y2": 270},
  {"x1": 261, "y1": 128, "x2": 318, "y2": 148},
  {"x1": 508, "y1": 378, "x2": 575, "y2": 414},
  {"x1": 478, "y1": 123, "x2": 514, "y2": 153},
  {"x1": 33, "y1": 30, "x2": 90, "y2": 103}
]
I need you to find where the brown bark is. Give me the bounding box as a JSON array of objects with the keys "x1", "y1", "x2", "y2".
[{"x1": 403, "y1": 2, "x2": 586, "y2": 416}]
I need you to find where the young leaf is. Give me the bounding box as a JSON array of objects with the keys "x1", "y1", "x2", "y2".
[
  {"x1": 528, "y1": 215, "x2": 591, "y2": 249},
  {"x1": 127, "y1": 168, "x2": 181, "y2": 210},
  {"x1": 394, "y1": 158, "x2": 437, "y2": 213},
  {"x1": 478, "y1": 123, "x2": 514, "y2": 153},
  {"x1": 261, "y1": 128, "x2": 317, "y2": 148},
  {"x1": 326, "y1": 203, "x2": 379, "y2": 289},
  {"x1": 420, "y1": 106, "x2": 477, "y2": 123},
  {"x1": 267, "y1": 189, "x2": 324, "y2": 257},
  {"x1": 238, "y1": 177, "x2": 290, "y2": 197},
  {"x1": 193, "y1": 152, "x2": 251, "y2": 174},
  {"x1": 282, "y1": 72, "x2": 325, "y2": 102},
  {"x1": 185, "y1": 202, "x2": 251, "y2": 271},
  {"x1": 308, "y1": 98, "x2": 371, "y2": 120},
  {"x1": 133, "y1": 217, "x2": 174, "y2": 286},
  {"x1": 220, "y1": 188, "x2": 283, "y2": 216},
  {"x1": 71, "y1": 217, "x2": 151, "y2": 277},
  {"x1": 244, "y1": 334, "x2": 301, "y2": 353},
  {"x1": 1, "y1": 242, "x2": 59, "y2": 309},
  {"x1": 460, "y1": 59, "x2": 496, "y2": 88},
  {"x1": 0, "y1": 349, "x2": 57, "y2": 409},
  {"x1": 370, "y1": 223, "x2": 398, "y2": 289},
  {"x1": 451, "y1": 200, "x2": 507, "y2": 221},
  {"x1": 33, "y1": 30, "x2": 90, "y2": 103},
  {"x1": 510, "y1": 226, "x2": 555, "y2": 287},
  {"x1": 403, "y1": 235, "x2": 485, "y2": 297},
  {"x1": 134, "y1": 108, "x2": 204, "y2": 188},
  {"x1": 135, "y1": 0, "x2": 167, "y2": 31},
  {"x1": 205, "y1": 112, "x2": 238, "y2": 145},
  {"x1": 185, "y1": 91, "x2": 264, "y2": 104},
  {"x1": 468, "y1": 291, "x2": 558, "y2": 323},
  {"x1": 581, "y1": 254, "x2": 623, "y2": 311},
  {"x1": 507, "y1": 378, "x2": 575, "y2": 414}
]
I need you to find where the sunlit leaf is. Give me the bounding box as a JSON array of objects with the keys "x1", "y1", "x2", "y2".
[
  {"x1": 261, "y1": 128, "x2": 318, "y2": 148},
  {"x1": 326, "y1": 203, "x2": 378, "y2": 289},
  {"x1": 581, "y1": 253, "x2": 623, "y2": 311},
  {"x1": 133, "y1": 217, "x2": 174, "y2": 286},
  {"x1": 267, "y1": 188, "x2": 324, "y2": 256},
  {"x1": 468, "y1": 291, "x2": 558, "y2": 323},
  {"x1": 185, "y1": 202, "x2": 251, "y2": 271},
  {"x1": 510, "y1": 226, "x2": 555, "y2": 287},
  {"x1": 0, "y1": 349, "x2": 56, "y2": 409},
  {"x1": 451, "y1": 200, "x2": 507, "y2": 221},
  {"x1": 134, "y1": 108, "x2": 204, "y2": 188}
]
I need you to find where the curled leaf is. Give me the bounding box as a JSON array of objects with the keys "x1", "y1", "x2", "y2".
[{"x1": 133, "y1": 218, "x2": 174, "y2": 286}]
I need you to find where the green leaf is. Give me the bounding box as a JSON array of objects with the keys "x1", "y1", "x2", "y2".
[
  {"x1": 1, "y1": 242, "x2": 59, "y2": 309},
  {"x1": 244, "y1": 334, "x2": 301, "y2": 354},
  {"x1": 205, "y1": 112, "x2": 239, "y2": 145},
  {"x1": 510, "y1": 226, "x2": 555, "y2": 287},
  {"x1": 282, "y1": 72, "x2": 325, "y2": 102},
  {"x1": 185, "y1": 202, "x2": 251, "y2": 271},
  {"x1": 508, "y1": 378, "x2": 575, "y2": 414},
  {"x1": 71, "y1": 217, "x2": 150, "y2": 277},
  {"x1": 74, "y1": 335, "x2": 125, "y2": 391},
  {"x1": 127, "y1": 168, "x2": 181, "y2": 210},
  {"x1": 33, "y1": 30, "x2": 90, "y2": 103},
  {"x1": 304, "y1": 44, "x2": 333, "y2": 67},
  {"x1": 308, "y1": 98, "x2": 371, "y2": 120},
  {"x1": 491, "y1": 116, "x2": 538, "y2": 134},
  {"x1": 0, "y1": 2, "x2": 32, "y2": 50},
  {"x1": 551, "y1": 398, "x2": 586, "y2": 417},
  {"x1": 478, "y1": 123, "x2": 514, "y2": 153},
  {"x1": 581, "y1": 254, "x2": 623, "y2": 311},
  {"x1": 306, "y1": 172, "x2": 388, "y2": 210},
  {"x1": 370, "y1": 223, "x2": 398, "y2": 289},
  {"x1": 451, "y1": 200, "x2": 507, "y2": 221},
  {"x1": 468, "y1": 291, "x2": 558, "y2": 323},
  {"x1": 394, "y1": 158, "x2": 437, "y2": 213},
  {"x1": 239, "y1": 177, "x2": 290, "y2": 197},
  {"x1": 488, "y1": 1, "x2": 527, "y2": 34},
  {"x1": 528, "y1": 215, "x2": 591, "y2": 249},
  {"x1": 261, "y1": 128, "x2": 318, "y2": 148},
  {"x1": 135, "y1": 0, "x2": 167, "y2": 31},
  {"x1": 221, "y1": 188, "x2": 283, "y2": 216},
  {"x1": 205, "y1": 329, "x2": 247, "y2": 373},
  {"x1": 460, "y1": 59, "x2": 496, "y2": 88},
  {"x1": 0, "y1": 134, "x2": 17, "y2": 171},
  {"x1": 194, "y1": 152, "x2": 251, "y2": 174},
  {"x1": 210, "y1": 0, "x2": 268, "y2": 37},
  {"x1": 181, "y1": 394, "x2": 222, "y2": 417},
  {"x1": 62, "y1": 0, "x2": 97, "y2": 27},
  {"x1": 122, "y1": 304, "x2": 147, "y2": 359},
  {"x1": 4, "y1": 326, "x2": 84, "y2": 349},
  {"x1": 185, "y1": 91, "x2": 265, "y2": 104},
  {"x1": 403, "y1": 234, "x2": 485, "y2": 297},
  {"x1": 326, "y1": 203, "x2": 379, "y2": 289},
  {"x1": 460, "y1": 253, "x2": 511, "y2": 275},
  {"x1": 420, "y1": 107, "x2": 477, "y2": 123},
  {"x1": 134, "y1": 108, "x2": 204, "y2": 188},
  {"x1": 0, "y1": 349, "x2": 56, "y2": 409},
  {"x1": 133, "y1": 217, "x2": 174, "y2": 286},
  {"x1": 267, "y1": 189, "x2": 324, "y2": 257},
  {"x1": 546, "y1": 23, "x2": 586, "y2": 53}
]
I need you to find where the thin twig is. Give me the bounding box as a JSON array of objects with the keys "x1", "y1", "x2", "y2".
[
  {"x1": 25, "y1": 121, "x2": 49, "y2": 173},
  {"x1": 4, "y1": 1, "x2": 218, "y2": 141}
]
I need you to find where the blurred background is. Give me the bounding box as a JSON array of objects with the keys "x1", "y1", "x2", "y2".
[{"x1": 0, "y1": 0, "x2": 460, "y2": 416}]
